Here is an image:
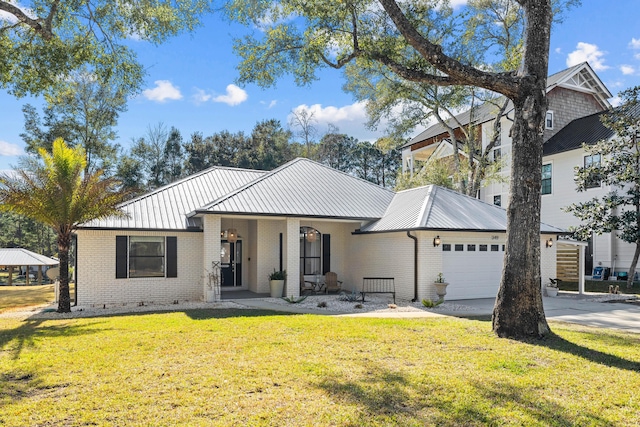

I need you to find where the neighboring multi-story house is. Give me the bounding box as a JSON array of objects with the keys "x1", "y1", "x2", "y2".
[{"x1": 402, "y1": 62, "x2": 617, "y2": 283}]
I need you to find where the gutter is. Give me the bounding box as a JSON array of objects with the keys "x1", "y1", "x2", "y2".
[{"x1": 407, "y1": 231, "x2": 418, "y2": 302}]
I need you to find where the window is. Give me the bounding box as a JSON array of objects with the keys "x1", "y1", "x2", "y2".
[
  {"x1": 491, "y1": 244, "x2": 499, "y2": 252},
  {"x1": 493, "y1": 147, "x2": 502, "y2": 162},
  {"x1": 479, "y1": 245, "x2": 488, "y2": 251},
  {"x1": 541, "y1": 163, "x2": 552, "y2": 195},
  {"x1": 300, "y1": 227, "x2": 321, "y2": 275},
  {"x1": 116, "y1": 236, "x2": 177, "y2": 279},
  {"x1": 442, "y1": 244, "x2": 451, "y2": 251},
  {"x1": 584, "y1": 154, "x2": 602, "y2": 189},
  {"x1": 455, "y1": 244, "x2": 464, "y2": 251},
  {"x1": 467, "y1": 244, "x2": 476, "y2": 251},
  {"x1": 545, "y1": 111, "x2": 554, "y2": 129},
  {"x1": 493, "y1": 195, "x2": 502, "y2": 207}
]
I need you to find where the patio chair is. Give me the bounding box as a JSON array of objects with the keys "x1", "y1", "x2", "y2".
[
  {"x1": 300, "y1": 272, "x2": 315, "y2": 294},
  {"x1": 324, "y1": 272, "x2": 343, "y2": 294}
]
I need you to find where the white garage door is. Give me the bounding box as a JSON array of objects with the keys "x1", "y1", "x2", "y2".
[{"x1": 441, "y1": 242, "x2": 504, "y2": 300}]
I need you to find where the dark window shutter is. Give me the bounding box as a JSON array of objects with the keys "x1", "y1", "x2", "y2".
[
  {"x1": 322, "y1": 234, "x2": 331, "y2": 274},
  {"x1": 116, "y1": 236, "x2": 128, "y2": 279},
  {"x1": 166, "y1": 236, "x2": 177, "y2": 278}
]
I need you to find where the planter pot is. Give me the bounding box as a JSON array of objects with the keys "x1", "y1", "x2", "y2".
[
  {"x1": 546, "y1": 286, "x2": 558, "y2": 297},
  {"x1": 270, "y1": 279, "x2": 285, "y2": 298},
  {"x1": 433, "y1": 282, "x2": 449, "y2": 300},
  {"x1": 205, "y1": 289, "x2": 216, "y2": 303}
]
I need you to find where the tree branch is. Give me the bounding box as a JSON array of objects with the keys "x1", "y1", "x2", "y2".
[
  {"x1": 0, "y1": 0, "x2": 52, "y2": 39},
  {"x1": 377, "y1": 0, "x2": 520, "y2": 98}
]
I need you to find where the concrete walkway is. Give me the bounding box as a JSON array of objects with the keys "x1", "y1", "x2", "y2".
[{"x1": 235, "y1": 292, "x2": 640, "y2": 334}]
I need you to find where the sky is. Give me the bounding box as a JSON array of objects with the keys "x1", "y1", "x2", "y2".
[{"x1": 1, "y1": 0, "x2": 640, "y2": 171}]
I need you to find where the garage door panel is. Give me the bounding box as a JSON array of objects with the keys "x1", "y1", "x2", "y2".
[{"x1": 442, "y1": 244, "x2": 503, "y2": 300}]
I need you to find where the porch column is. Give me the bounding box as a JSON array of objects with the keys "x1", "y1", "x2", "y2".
[
  {"x1": 284, "y1": 218, "x2": 300, "y2": 297},
  {"x1": 203, "y1": 215, "x2": 222, "y2": 302},
  {"x1": 578, "y1": 245, "x2": 585, "y2": 295}
]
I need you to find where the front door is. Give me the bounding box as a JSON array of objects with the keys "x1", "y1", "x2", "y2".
[{"x1": 221, "y1": 240, "x2": 242, "y2": 287}]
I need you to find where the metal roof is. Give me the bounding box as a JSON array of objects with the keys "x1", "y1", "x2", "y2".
[
  {"x1": 543, "y1": 111, "x2": 614, "y2": 156},
  {"x1": 0, "y1": 248, "x2": 59, "y2": 266},
  {"x1": 405, "y1": 62, "x2": 611, "y2": 149},
  {"x1": 358, "y1": 185, "x2": 564, "y2": 234},
  {"x1": 194, "y1": 158, "x2": 395, "y2": 219},
  {"x1": 81, "y1": 166, "x2": 266, "y2": 230}
]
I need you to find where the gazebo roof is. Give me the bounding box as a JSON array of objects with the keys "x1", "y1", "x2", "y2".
[{"x1": 0, "y1": 248, "x2": 59, "y2": 267}]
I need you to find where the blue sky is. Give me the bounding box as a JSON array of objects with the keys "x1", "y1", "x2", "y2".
[{"x1": 1, "y1": 0, "x2": 640, "y2": 171}]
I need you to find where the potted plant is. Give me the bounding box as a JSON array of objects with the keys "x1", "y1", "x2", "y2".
[
  {"x1": 268, "y1": 269, "x2": 287, "y2": 298},
  {"x1": 546, "y1": 278, "x2": 559, "y2": 297},
  {"x1": 433, "y1": 273, "x2": 449, "y2": 301}
]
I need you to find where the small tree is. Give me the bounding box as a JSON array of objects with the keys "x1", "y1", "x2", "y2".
[
  {"x1": 565, "y1": 86, "x2": 640, "y2": 289},
  {"x1": 0, "y1": 139, "x2": 130, "y2": 312}
]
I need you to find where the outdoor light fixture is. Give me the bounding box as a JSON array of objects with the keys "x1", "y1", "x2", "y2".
[
  {"x1": 546, "y1": 237, "x2": 553, "y2": 248},
  {"x1": 307, "y1": 228, "x2": 318, "y2": 242},
  {"x1": 227, "y1": 228, "x2": 238, "y2": 243},
  {"x1": 433, "y1": 235, "x2": 441, "y2": 247}
]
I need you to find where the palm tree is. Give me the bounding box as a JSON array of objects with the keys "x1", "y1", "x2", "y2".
[{"x1": 0, "y1": 139, "x2": 130, "y2": 312}]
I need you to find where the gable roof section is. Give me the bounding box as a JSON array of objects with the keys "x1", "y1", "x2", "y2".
[
  {"x1": 543, "y1": 111, "x2": 614, "y2": 156},
  {"x1": 405, "y1": 62, "x2": 611, "y2": 150},
  {"x1": 193, "y1": 158, "x2": 395, "y2": 220},
  {"x1": 357, "y1": 185, "x2": 563, "y2": 234},
  {"x1": 81, "y1": 166, "x2": 267, "y2": 230},
  {"x1": 0, "y1": 248, "x2": 59, "y2": 266}
]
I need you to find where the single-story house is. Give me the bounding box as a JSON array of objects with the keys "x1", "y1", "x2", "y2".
[{"x1": 76, "y1": 158, "x2": 562, "y2": 306}]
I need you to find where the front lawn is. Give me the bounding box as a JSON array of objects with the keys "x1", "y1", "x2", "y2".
[{"x1": 1, "y1": 310, "x2": 639, "y2": 426}]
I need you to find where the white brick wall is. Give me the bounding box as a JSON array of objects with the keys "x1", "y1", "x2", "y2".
[{"x1": 76, "y1": 230, "x2": 203, "y2": 306}]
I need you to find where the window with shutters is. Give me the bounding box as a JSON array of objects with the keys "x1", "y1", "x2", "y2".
[{"x1": 116, "y1": 236, "x2": 177, "y2": 279}]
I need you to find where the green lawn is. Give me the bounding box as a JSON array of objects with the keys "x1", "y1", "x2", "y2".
[
  {"x1": 0, "y1": 284, "x2": 55, "y2": 313},
  {"x1": 1, "y1": 310, "x2": 639, "y2": 426}
]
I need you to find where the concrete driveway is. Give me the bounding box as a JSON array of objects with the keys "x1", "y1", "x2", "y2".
[{"x1": 437, "y1": 292, "x2": 640, "y2": 333}]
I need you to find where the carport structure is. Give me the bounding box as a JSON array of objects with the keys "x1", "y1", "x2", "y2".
[{"x1": 0, "y1": 248, "x2": 59, "y2": 285}]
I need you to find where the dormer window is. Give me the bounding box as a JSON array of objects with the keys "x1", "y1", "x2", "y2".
[{"x1": 545, "y1": 111, "x2": 554, "y2": 130}]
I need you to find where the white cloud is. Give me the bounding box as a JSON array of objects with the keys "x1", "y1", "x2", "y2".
[
  {"x1": 450, "y1": 0, "x2": 468, "y2": 7},
  {"x1": 260, "y1": 99, "x2": 277, "y2": 109},
  {"x1": 554, "y1": 47, "x2": 562, "y2": 54},
  {"x1": 192, "y1": 88, "x2": 212, "y2": 104},
  {"x1": 630, "y1": 38, "x2": 640, "y2": 50},
  {"x1": 610, "y1": 96, "x2": 622, "y2": 107},
  {"x1": 142, "y1": 80, "x2": 183, "y2": 103},
  {"x1": 566, "y1": 42, "x2": 609, "y2": 71},
  {"x1": 0, "y1": 140, "x2": 23, "y2": 156},
  {"x1": 620, "y1": 65, "x2": 636, "y2": 75},
  {"x1": 0, "y1": 1, "x2": 36, "y2": 24},
  {"x1": 213, "y1": 84, "x2": 248, "y2": 106}
]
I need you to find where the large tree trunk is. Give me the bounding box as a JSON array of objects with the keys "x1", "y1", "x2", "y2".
[
  {"x1": 57, "y1": 231, "x2": 72, "y2": 313},
  {"x1": 492, "y1": 1, "x2": 552, "y2": 338},
  {"x1": 627, "y1": 238, "x2": 640, "y2": 289}
]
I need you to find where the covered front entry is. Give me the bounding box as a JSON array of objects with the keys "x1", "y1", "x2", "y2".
[
  {"x1": 441, "y1": 241, "x2": 504, "y2": 299},
  {"x1": 221, "y1": 240, "x2": 242, "y2": 287}
]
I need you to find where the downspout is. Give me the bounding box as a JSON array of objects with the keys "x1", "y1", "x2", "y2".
[{"x1": 407, "y1": 231, "x2": 418, "y2": 302}]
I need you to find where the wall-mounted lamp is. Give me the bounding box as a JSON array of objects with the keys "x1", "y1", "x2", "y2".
[
  {"x1": 227, "y1": 228, "x2": 238, "y2": 243},
  {"x1": 546, "y1": 237, "x2": 553, "y2": 248},
  {"x1": 307, "y1": 229, "x2": 317, "y2": 242},
  {"x1": 433, "y1": 235, "x2": 441, "y2": 247}
]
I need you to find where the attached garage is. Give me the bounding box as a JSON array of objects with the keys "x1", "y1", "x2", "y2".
[
  {"x1": 356, "y1": 185, "x2": 562, "y2": 301},
  {"x1": 441, "y1": 240, "x2": 505, "y2": 299}
]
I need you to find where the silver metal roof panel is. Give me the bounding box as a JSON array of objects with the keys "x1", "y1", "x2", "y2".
[
  {"x1": 81, "y1": 166, "x2": 266, "y2": 230},
  {"x1": 197, "y1": 158, "x2": 395, "y2": 219},
  {"x1": 0, "y1": 248, "x2": 59, "y2": 266}
]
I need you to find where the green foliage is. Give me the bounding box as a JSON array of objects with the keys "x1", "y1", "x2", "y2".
[
  {"x1": 395, "y1": 158, "x2": 455, "y2": 191},
  {"x1": 565, "y1": 86, "x2": 640, "y2": 286},
  {"x1": 421, "y1": 298, "x2": 443, "y2": 308},
  {"x1": 0, "y1": 212, "x2": 57, "y2": 257},
  {"x1": 20, "y1": 70, "x2": 126, "y2": 174},
  {"x1": 0, "y1": 139, "x2": 131, "y2": 312},
  {"x1": 0, "y1": 0, "x2": 211, "y2": 97},
  {"x1": 268, "y1": 269, "x2": 287, "y2": 280}
]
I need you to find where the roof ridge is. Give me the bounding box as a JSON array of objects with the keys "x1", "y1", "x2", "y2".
[
  {"x1": 119, "y1": 165, "x2": 266, "y2": 207},
  {"x1": 194, "y1": 157, "x2": 395, "y2": 214}
]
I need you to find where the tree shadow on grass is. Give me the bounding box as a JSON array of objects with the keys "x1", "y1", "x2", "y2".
[
  {"x1": 0, "y1": 319, "x2": 108, "y2": 360},
  {"x1": 451, "y1": 316, "x2": 640, "y2": 372},
  {"x1": 316, "y1": 366, "x2": 610, "y2": 426}
]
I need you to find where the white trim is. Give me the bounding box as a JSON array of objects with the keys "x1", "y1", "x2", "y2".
[
  {"x1": 541, "y1": 161, "x2": 553, "y2": 196},
  {"x1": 545, "y1": 111, "x2": 554, "y2": 130}
]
